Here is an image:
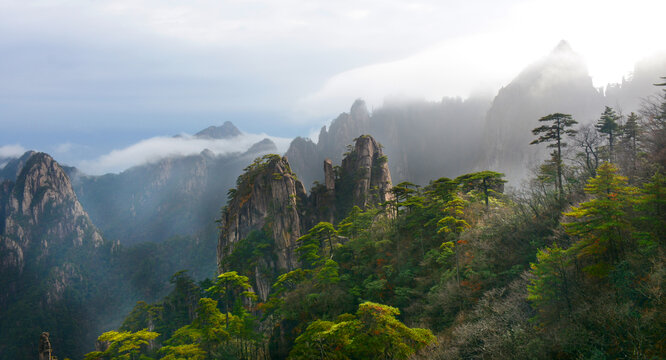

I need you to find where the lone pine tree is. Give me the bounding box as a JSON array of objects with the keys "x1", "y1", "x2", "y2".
[{"x1": 530, "y1": 113, "x2": 578, "y2": 200}]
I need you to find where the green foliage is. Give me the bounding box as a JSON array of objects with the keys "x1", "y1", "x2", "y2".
[
  {"x1": 596, "y1": 106, "x2": 621, "y2": 160},
  {"x1": 84, "y1": 329, "x2": 159, "y2": 360},
  {"x1": 455, "y1": 171, "x2": 506, "y2": 208},
  {"x1": 527, "y1": 244, "x2": 572, "y2": 321},
  {"x1": 296, "y1": 222, "x2": 338, "y2": 269},
  {"x1": 563, "y1": 162, "x2": 638, "y2": 274},
  {"x1": 289, "y1": 302, "x2": 434, "y2": 360},
  {"x1": 530, "y1": 113, "x2": 578, "y2": 199}
]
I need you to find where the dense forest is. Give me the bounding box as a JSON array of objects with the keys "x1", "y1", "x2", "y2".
[{"x1": 77, "y1": 79, "x2": 666, "y2": 359}]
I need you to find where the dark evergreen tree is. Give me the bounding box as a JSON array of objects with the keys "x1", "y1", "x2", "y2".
[
  {"x1": 530, "y1": 113, "x2": 578, "y2": 200},
  {"x1": 596, "y1": 106, "x2": 621, "y2": 162}
]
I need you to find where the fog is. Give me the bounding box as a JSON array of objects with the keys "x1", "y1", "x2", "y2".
[{"x1": 78, "y1": 132, "x2": 292, "y2": 175}]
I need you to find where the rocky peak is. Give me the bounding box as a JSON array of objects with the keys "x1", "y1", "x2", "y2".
[
  {"x1": 195, "y1": 121, "x2": 242, "y2": 139},
  {"x1": 339, "y1": 135, "x2": 393, "y2": 210},
  {"x1": 217, "y1": 154, "x2": 307, "y2": 299},
  {"x1": 218, "y1": 135, "x2": 392, "y2": 300},
  {"x1": 0, "y1": 150, "x2": 36, "y2": 182},
  {"x1": 0, "y1": 152, "x2": 102, "y2": 274},
  {"x1": 483, "y1": 40, "x2": 603, "y2": 184},
  {"x1": 245, "y1": 138, "x2": 278, "y2": 155}
]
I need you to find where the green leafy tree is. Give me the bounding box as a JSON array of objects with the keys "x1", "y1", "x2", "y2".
[
  {"x1": 161, "y1": 298, "x2": 230, "y2": 359},
  {"x1": 206, "y1": 271, "x2": 257, "y2": 329},
  {"x1": 530, "y1": 113, "x2": 578, "y2": 200},
  {"x1": 596, "y1": 106, "x2": 621, "y2": 161},
  {"x1": 83, "y1": 329, "x2": 159, "y2": 360},
  {"x1": 527, "y1": 244, "x2": 573, "y2": 322},
  {"x1": 455, "y1": 171, "x2": 506, "y2": 209},
  {"x1": 437, "y1": 196, "x2": 470, "y2": 287},
  {"x1": 620, "y1": 112, "x2": 641, "y2": 178},
  {"x1": 563, "y1": 162, "x2": 638, "y2": 276},
  {"x1": 296, "y1": 222, "x2": 338, "y2": 268},
  {"x1": 634, "y1": 171, "x2": 666, "y2": 249},
  {"x1": 289, "y1": 302, "x2": 434, "y2": 360}
]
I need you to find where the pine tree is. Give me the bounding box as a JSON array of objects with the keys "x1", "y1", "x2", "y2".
[
  {"x1": 455, "y1": 171, "x2": 506, "y2": 209},
  {"x1": 620, "y1": 112, "x2": 641, "y2": 179},
  {"x1": 596, "y1": 106, "x2": 621, "y2": 162},
  {"x1": 563, "y1": 163, "x2": 638, "y2": 277},
  {"x1": 530, "y1": 113, "x2": 578, "y2": 201}
]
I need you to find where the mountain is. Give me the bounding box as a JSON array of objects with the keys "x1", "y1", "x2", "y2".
[
  {"x1": 482, "y1": 40, "x2": 605, "y2": 184},
  {"x1": 218, "y1": 135, "x2": 392, "y2": 300},
  {"x1": 70, "y1": 136, "x2": 278, "y2": 246},
  {"x1": 286, "y1": 96, "x2": 491, "y2": 189},
  {"x1": 287, "y1": 41, "x2": 666, "y2": 188},
  {"x1": 0, "y1": 150, "x2": 36, "y2": 181},
  {"x1": 194, "y1": 121, "x2": 243, "y2": 139},
  {"x1": 0, "y1": 152, "x2": 106, "y2": 359}
]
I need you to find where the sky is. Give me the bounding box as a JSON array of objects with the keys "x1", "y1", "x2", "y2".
[{"x1": 0, "y1": 0, "x2": 665, "y2": 174}]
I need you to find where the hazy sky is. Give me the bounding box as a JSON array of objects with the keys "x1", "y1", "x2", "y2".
[{"x1": 1, "y1": 0, "x2": 664, "y2": 173}]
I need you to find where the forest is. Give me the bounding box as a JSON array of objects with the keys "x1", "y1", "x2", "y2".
[{"x1": 81, "y1": 79, "x2": 665, "y2": 359}]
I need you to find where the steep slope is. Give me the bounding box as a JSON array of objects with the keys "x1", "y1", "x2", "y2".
[
  {"x1": 0, "y1": 152, "x2": 106, "y2": 359},
  {"x1": 483, "y1": 40, "x2": 604, "y2": 184},
  {"x1": 0, "y1": 150, "x2": 36, "y2": 181},
  {"x1": 218, "y1": 135, "x2": 393, "y2": 300},
  {"x1": 217, "y1": 154, "x2": 308, "y2": 299}
]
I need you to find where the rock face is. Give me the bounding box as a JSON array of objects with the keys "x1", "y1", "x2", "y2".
[
  {"x1": 339, "y1": 135, "x2": 393, "y2": 209},
  {"x1": 0, "y1": 152, "x2": 102, "y2": 277},
  {"x1": 218, "y1": 136, "x2": 393, "y2": 300},
  {"x1": 0, "y1": 150, "x2": 36, "y2": 181},
  {"x1": 285, "y1": 97, "x2": 490, "y2": 189},
  {"x1": 38, "y1": 332, "x2": 53, "y2": 360},
  {"x1": 0, "y1": 152, "x2": 107, "y2": 360},
  {"x1": 217, "y1": 155, "x2": 307, "y2": 299},
  {"x1": 482, "y1": 40, "x2": 604, "y2": 184}
]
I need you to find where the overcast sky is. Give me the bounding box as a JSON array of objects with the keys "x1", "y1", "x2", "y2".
[{"x1": 0, "y1": 0, "x2": 664, "y2": 173}]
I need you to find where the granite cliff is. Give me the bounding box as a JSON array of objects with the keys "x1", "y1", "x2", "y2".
[
  {"x1": 218, "y1": 135, "x2": 393, "y2": 300},
  {"x1": 0, "y1": 152, "x2": 107, "y2": 359}
]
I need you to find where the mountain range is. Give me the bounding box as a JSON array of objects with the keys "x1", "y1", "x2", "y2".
[{"x1": 0, "y1": 40, "x2": 664, "y2": 359}]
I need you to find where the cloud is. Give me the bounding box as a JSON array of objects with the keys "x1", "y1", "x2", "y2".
[
  {"x1": 0, "y1": 144, "x2": 27, "y2": 158},
  {"x1": 293, "y1": 0, "x2": 666, "y2": 121},
  {"x1": 78, "y1": 133, "x2": 292, "y2": 175}
]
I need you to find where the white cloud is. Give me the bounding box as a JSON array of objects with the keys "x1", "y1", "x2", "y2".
[
  {"x1": 0, "y1": 144, "x2": 27, "y2": 158},
  {"x1": 78, "y1": 133, "x2": 292, "y2": 175},
  {"x1": 294, "y1": 0, "x2": 666, "y2": 122},
  {"x1": 54, "y1": 142, "x2": 75, "y2": 154}
]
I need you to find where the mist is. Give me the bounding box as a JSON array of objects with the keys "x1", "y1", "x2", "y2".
[{"x1": 77, "y1": 132, "x2": 292, "y2": 175}]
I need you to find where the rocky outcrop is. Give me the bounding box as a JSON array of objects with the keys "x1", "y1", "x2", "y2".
[
  {"x1": 0, "y1": 152, "x2": 102, "y2": 276},
  {"x1": 339, "y1": 135, "x2": 393, "y2": 209},
  {"x1": 285, "y1": 96, "x2": 490, "y2": 189},
  {"x1": 218, "y1": 136, "x2": 393, "y2": 300},
  {"x1": 217, "y1": 155, "x2": 307, "y2": 299},
  {"x1": 0, "y1": 150, "x2": 35, "y2": 181}
]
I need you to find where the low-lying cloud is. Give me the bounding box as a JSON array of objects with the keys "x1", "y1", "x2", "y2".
[
  {"x1": 0, "y1": 144, "x2": 27, "y2": 158},
  {"x1": 79, "y1": 133, "x2": 292, "y2": 175}
]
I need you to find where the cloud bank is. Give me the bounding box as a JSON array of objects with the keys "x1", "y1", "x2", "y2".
[
  {"x1": 0, "y1": 144, "x2": 27, "y2": 158},
  {"x1": 79, "y1": 133, "x2": 292, "y2": 175}
]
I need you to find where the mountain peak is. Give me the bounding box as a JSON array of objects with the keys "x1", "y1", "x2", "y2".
[
  {"x1": 245, "y1": 138, "x2": 277, "y2": 155},
  {"x1": 195, "y1": 121, "x2": 242, "y2": 139},
  {"x1": 552, "y1": 39, "x2": 574, "y2": 54}
]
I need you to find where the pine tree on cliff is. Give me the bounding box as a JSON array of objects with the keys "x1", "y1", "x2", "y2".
[{"x1": 530, "y1": 113, "x2": 578, "y2": 201}]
